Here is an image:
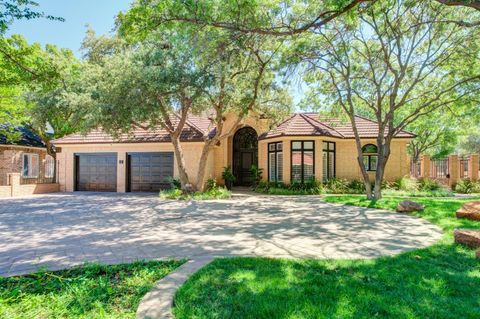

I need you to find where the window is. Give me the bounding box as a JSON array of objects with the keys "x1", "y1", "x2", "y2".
[
  {"x1": 22, "y1": 154, "x2": 39, "y2": 178},
  {"x1": 362, "y1": 144, "x2": 378, "y2": 171},
  {"x1": 268, "y1": 142, "x2": 283, "y2": 182},
  {"x1": 291, "y1": 141, "x2": 315, "y2": 183},
  {"x1": 322, "y1": 141, "x2": 336, "y2": 182},
  {"x1": 45, "y1": 155, "x2": 55, "y2": 178}
]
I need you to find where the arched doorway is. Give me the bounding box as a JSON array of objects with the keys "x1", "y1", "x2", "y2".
[{"x1": 233, "y1": 127, "x2": 258, "y2": 186}]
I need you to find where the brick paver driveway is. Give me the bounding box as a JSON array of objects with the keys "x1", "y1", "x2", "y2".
[{"x1": 0, "y1": 192, "x2": 442, "y2": 276}]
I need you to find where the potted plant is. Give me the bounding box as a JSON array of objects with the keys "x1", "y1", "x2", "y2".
[{"x1": 222, "y1": 166, "x2": 236, "y2": 190}]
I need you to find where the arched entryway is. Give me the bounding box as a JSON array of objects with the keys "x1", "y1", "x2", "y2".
[{"x1": 232, "y1": 127, "x2": 258, "y2": 186}]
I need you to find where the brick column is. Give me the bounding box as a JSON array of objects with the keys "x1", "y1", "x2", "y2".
[
  {"x1": 448, "y1": 155, "x2": 459, "y2": 187},
  {"x1": 420, "y1": 155, "x2": 430, "y2": 178},
  {"x1": 8, "y1": 173, "x2": 21, "y2": 197},
  {"x1": 469, "y1": 154, "x2": 479, "y2": 180}
]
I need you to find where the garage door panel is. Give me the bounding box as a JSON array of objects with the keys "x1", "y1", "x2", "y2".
[
  {"x1": 128, "y1": 152, "x2": 173, "y2": 192},
  {"x1": 76, "y1": 154, "x2": 117, "y2": 192}
]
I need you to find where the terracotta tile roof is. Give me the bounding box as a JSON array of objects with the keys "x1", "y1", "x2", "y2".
[
  {"x1": 53, "y1": 112, "x2": 415, "y2": 145},
  {"x1": 259, "y1": 113, "x2": 344, "y2": 140},
  {"x1": 259, "y1": 113, "x2": 415, "y2": 140},
  {"x1": 53, "y1": 115, "x2": 206, "y2": 144}
]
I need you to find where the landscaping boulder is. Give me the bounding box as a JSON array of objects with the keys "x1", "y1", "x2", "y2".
[
  {"x1": 456, "y1": 201, "x2": 480, "y2": 221},
  {"x1": 396, "y1": 200, "x2": 424, "y2": 212},
  {"x1": 454, "y1": 229, "x2": 480, "y2": 248}
]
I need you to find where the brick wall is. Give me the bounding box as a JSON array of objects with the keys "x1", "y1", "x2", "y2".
[
  {"x1": 0, "y1": 173, "x2": 59, "y2": 198},
  {"x1": 0, "y1": 146, "x2": 50, "y2": 185}
]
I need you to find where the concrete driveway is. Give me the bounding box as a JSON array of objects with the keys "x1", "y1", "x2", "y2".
[{"x1": 0, "y1": 192, "x2": 442, "y2": 276}]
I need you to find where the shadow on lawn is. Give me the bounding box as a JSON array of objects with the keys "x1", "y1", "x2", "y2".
[{"x1": 174, "y1": 245, "x2": 480, "y2": 319}]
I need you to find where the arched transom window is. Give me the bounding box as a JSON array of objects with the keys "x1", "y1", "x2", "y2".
[{"x1": 362, "y1": 144, "x2": 378, "y2": 171}]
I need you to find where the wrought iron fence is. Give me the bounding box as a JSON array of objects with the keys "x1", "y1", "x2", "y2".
[
  {"x1": 430, "y1": 158, "x2": 449, "y2": 180},
  {"x1": 459, "y1": 157, "x2": 470, "y2": 179}
]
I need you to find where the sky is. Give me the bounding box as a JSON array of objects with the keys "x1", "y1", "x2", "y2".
[
  {"x1": 6, "y1": 0, "x2": 306, "y2": 108},
  {"x1": 7, "y1": 0, "x2": 131, "y2": 56}
]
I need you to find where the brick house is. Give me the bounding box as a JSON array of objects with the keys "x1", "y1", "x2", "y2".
[
  {"x1": 52, "y1": 112, "x2": 414, "y2": 193},
  {"x1": 0, "y1": 127, "x2": 59, "y2": 197}
]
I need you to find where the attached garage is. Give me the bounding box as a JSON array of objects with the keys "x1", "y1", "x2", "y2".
[
  {"x1": 75, "y1": 153, "x2": 117, "y2": 192},
  {"x1": 127, "y1": 152, "x2": 174, "y2": 192}
]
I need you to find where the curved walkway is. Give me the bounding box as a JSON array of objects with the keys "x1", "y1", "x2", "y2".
[{"x1": 0, "y1": 192, "x2": 442, "y2": 277}]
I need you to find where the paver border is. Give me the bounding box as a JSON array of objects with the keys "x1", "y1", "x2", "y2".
[{"x1": 136, "y1": 256, "x2": 214, "y2": 319}]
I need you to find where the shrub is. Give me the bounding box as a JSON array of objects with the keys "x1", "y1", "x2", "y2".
[
  {"x1": 168, "y1": 177, "x2": 181, "y2": 190},
  {"x1": 324, "y1": 178, "x2": 350, "y2": 194},
  {"x1": 455, "y1": 179, "x2": 480, "y2": 194},
  {"x1": 347, "y1": 179, "x2": 366, "y2": 193},
  {"x1": 160, "y1": 178, "x2": 231, "y2": 200},
  {"x1": 222, "y1": 166, "x2": 236, "y2": 190},
  {"x1": 418, "y1": 178, "x2": 443, "y2": 191},
  {"x1": 395, "y1": 176, "x2": 419, "y2": 192},
  {"x1": 250, "y1": 165, "x2": 263, "y2": 189}
]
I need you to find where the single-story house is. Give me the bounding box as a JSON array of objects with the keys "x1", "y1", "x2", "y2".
[
  {"x1": 52, "y1": 112, "x2": 414, "y2": 193},
  {"x1": 0, "y1": 126, "x2": 55, "y2": 185}
]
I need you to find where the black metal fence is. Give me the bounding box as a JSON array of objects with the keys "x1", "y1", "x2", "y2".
[
  {"x1": 459, "y1": 157, "x2": 470, "y2": 179},
  {"x1": 430, "y1": 158, "x2": 449, "y2": 181}
]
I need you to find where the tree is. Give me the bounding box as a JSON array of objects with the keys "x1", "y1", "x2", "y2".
[
  {"x1": 0, "y1": 0, "x2": 63, "y2": 35},
  {"x1": 86, "y1": 20, "x2": 289, "y2": 191},
  {"x1": 0, "y1": 34, "x2": 84, "y2": 181},
  {"x1": 117, "y1": 0, "x2": 373, "y2": 38},
  {"x1": 296, "y1": 0, "x2": 480, "y2": 199}
]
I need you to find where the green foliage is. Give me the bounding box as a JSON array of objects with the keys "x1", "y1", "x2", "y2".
[
  {"x1": 324, "y1": 178, "x2": 350, "y2": 194},
  {"x1": 168, "y1": 177, "x2": 181, "y2": 190},
  {"x1": 395, "y1": 176, "x2": 419, "y2": 192},
  {"x1": 249, "y1": 165, "x2": 263, "y2": 188},
  {"x1": 255, "y1": 178, "x2": 324, "y2": 195},
  {"x1": 454, "y1": 179, "x2": 480, "y2": 194},
  {"x1": 222, "y1": 166, "x2": 236, "y2": 189},
  {"x1": 0, "y1": 260, "x2": 183, "y2": 319},
  {"x1": 0, "y1": 0, "x2": 63, "y2": 34},
  {"x1": 160, "y1": 179, "x2": 231, "y2": 200}
]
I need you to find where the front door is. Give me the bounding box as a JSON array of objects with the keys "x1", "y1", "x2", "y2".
[{"x1": 232, "y1": 127, "x2": 258, "y2": 186}]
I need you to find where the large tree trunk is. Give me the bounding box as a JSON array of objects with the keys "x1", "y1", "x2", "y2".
[
  {"x1": 45, "y1": 140, "x2": 57, "y2": 183},
  {"x1": 195, "y1": 142, "x2": 212, "y2": 192},
  {"x1": 372, "y1": 140, "x2": 392, "y2": 200},
  {"x1": 170, "y1": 135, "x2": 191, "y2": 190}
]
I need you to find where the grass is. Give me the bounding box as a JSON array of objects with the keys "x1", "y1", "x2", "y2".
[
  {"x1": 159, "y1": 187, "x2": 231, "y2": 200},
  {"x1": 0, "y1": 260, "x2": 184, "y2": 319},
  {"x1": 173, "y1": 196, "x2": 480, "y2": 319}
]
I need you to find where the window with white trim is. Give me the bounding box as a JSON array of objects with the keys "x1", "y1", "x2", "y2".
[
  {"x1": 22, "y1": 153, "x2": 39, "y2": 178},
  {"x1": 45, "y1": 155, "x2": 55, "y2": 178},
  {"x1": 268, "y1": 142, "x2": 283, "y2": 182}
]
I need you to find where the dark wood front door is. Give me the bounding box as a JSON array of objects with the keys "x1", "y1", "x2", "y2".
[
  {"x1": 75, "y1": 153, "x2": 117, "y2": 192},
  {"x1": 127, "y1": 152, "x2": 174, "y2": 192},
  {"x1": 233, "y1": 127, "x2": 258, "y2": 186}
]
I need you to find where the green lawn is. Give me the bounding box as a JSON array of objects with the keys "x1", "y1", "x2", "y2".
[
  {"x1": 0, "y1": 260, "x2": 184, "y2": 319},
  {"x1": 174, "y1": 196, "x2": 480, "y2": 319}
]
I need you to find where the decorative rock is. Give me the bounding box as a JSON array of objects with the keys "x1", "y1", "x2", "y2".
[
  {"x1": 456, "y1": 201, "x2": 480, "y2": 221},
  {"x1": 182, "y1": 183, "x2": 195, "y2": 193},
  {"x1": 396, "y1": 200, "x2": 425, "y2": 212},
  {"x1": 454, "y1": 229, "x2": 480, "y2": 248}
]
